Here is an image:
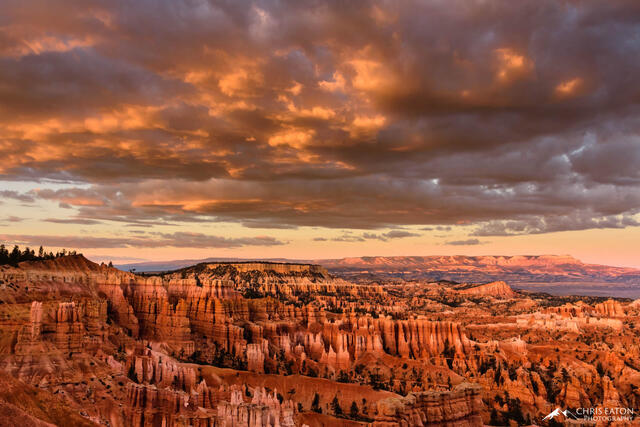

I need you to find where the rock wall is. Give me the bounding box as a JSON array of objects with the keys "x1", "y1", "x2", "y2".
[{"x1": 373, "y1": 383, "x2": 483, "y2": 426}]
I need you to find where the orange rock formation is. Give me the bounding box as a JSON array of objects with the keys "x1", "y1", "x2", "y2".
[{"x1": 0, "y1": 255, "x2": 638, "y2": 426}]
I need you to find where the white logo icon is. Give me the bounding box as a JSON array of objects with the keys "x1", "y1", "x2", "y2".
[
  {"x1": 542, "y1": 408, "x2": 562, "y2": 421},
  {"x1": 542, "y1": 408, "x2": 577, "y2": 421}
]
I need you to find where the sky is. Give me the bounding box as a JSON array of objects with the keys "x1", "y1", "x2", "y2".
[{"x1": 1, "y1": 0, "x2": 639, "y2": 267}]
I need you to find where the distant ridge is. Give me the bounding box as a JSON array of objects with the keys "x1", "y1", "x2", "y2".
[
  {"x1": 113, "y1": 257, "x2": 304, "y2": 272},
  {"x1": 112, "y1": 254, "x2": 640, "y2": 285},
  {"x1": 313, "y1": 255, "x2": 640, "y2": 285}
]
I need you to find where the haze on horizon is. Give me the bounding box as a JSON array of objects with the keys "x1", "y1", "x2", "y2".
[{"x1": 1, "y1": 0, "x2": 639, "y2": 268}]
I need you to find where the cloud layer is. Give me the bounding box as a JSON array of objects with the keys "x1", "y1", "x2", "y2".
[
  {"x1": 0, "y1": 232, "x2": 285, "y2": 249},
  {"x1": 1, "y1": 0, "x2": 639, "y2": 242}
]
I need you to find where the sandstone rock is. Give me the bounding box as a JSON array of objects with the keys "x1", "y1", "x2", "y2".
[
  {"x1": 594, "y1": 299, "x2": 625, "y2": 317},
  {"x1": 373, "y1": 383, "x2": 483, "y2": 426},
  {"x1": 457, "y1": 281, "x2": 517, "y2": 299},
  {"x1": 1, "y1": 254, "x2": 636, "y2": 427}
]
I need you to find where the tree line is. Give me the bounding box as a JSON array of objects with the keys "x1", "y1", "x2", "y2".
[{"x1": 0, "y1": 244, "x2": 79, "y2": 266}]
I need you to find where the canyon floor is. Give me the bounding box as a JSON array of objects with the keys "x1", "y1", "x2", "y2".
[{"x1": 0, "y1": 255, "x2": 638, "y2": 426}]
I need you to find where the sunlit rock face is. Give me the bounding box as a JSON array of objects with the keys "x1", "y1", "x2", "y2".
[
  {"x1": 0, "y1": 255, "x2": 638, "y2": 426},
  {"x1": 456, "y1": 281, "x2": 516, "y2": 299}
]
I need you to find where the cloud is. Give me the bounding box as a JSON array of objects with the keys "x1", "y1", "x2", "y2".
[
  {"x1": 241, "y1": 220, "x2": 298, "y2": 230},
  {"x1": 445, "y1": 238, "x2": 486, "y2": 246},
  {"x1": 0, "y1": 190, "x2": 35, "y2": 203},
  {"x1": 472, "y1": 214, "x2": 640, "y2": 236},
  {"x1": 1, "y1": 0, "x2": 640, "y2": 237},
  {"x1": 330, "y1": 229, "x2": 421, "y2": 242},
  {"x1": 0, "y1": 232, "x2": 286, "y2": 249},
  {"x1": 3, "y1": 216, "x2": 24, "y2": 222},
  {"x1": 44, "y1": 218, "x2": 102, "y2": 225},
  {"x1": 363, "y1": 230, "x2": 421, "y2": 241},
  {"x1": 421, "y1": 225, "x2": 452, "y2": 232},
  {"x1": 332, "y1": 234, "x2": 366, "y2": 243}
]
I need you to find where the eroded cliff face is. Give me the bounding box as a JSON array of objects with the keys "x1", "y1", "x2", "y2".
[
  {"x1": 0, "y1": 256, "x2": 487, "y2": 426},
  {"x1": 0, "y1": 255, "x2": 638, "y2": 426}
]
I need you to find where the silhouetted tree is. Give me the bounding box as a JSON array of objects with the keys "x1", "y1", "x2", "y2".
[
  {"x1": 9, "y1": 245, "x2": 20, "y2": 264},
  {"x1": 0, "y1": 244, "x2": 82, "y2": 266},
  {"x1": 0, "y1": 244, "x2": 7, "y2": 264}
]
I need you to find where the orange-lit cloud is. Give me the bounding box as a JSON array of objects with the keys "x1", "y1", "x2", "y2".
[
  {"x1": 349, "y1": 58, "x2": 394, "y2": 92},
  {"x1": 268, "y1": 129, "x2": 315, "y2": 148},
  {"x1": 555, "y1": 77, "x2": 583, "y2": 98},
  {"x1": 494, "y1": 48, "x2": 534, "y2": 82},
  {"x1": 348, "y1": 114, "x2": 386, "y2": 137},
  {"x1": 219, "y1": 67, "x2": 264, "y2": 97},
  {"x1": 319, "y1": 72, "x2": 346, "y2": 92}
]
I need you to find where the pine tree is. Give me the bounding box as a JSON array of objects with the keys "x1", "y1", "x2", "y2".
[
  {"x1": 311, "y1": 393, "x2": 321, "y2": 413},
  {"x1": 9, "y1": 245, "x2": 20, "y2": 264},
  {"x1": 0, "y1": 244, "x2": 7, "y2": 264},
  {"x1": 349, "y1": 401, "x2": 359, "y2": 419},
  {"x1": 331, "y1": 395, "x2": 342, "y2": 416}
]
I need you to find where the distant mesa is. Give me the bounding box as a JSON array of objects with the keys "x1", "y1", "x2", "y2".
[
  {"x1": 180, "y1": 261, "x2": 329, "y2": 277},
  {"x1": 115, "y1": 257, "x2": 307, "y2": 273},
  {"x1": 456, "y1": 281, "x2": 517, "y2": 299}
]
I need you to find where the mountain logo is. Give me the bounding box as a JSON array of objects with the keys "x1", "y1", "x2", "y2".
[
  {"x1": 542, "y1": 408, "x2": 562, "y2": 421},
  {"x1": 542, "y1": 408, "x2": 578, "y2": 421}
]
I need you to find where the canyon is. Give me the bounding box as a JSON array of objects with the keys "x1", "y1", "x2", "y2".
[{"x1": 0, "y1": 255, "x2": 638, "y2": 426}]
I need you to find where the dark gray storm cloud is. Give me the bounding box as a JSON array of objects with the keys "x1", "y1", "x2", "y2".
[{"x1": 0, "y1": 0, "x2": 639, "y2": 234}]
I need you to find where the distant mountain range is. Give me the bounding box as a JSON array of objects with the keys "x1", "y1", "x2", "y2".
[
  {"x1": 114, "y1": 254, "x2": 640, "y2": 284},
  {"x1": 314, "y1": 255, "x2": 640, "y2": 285}
]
